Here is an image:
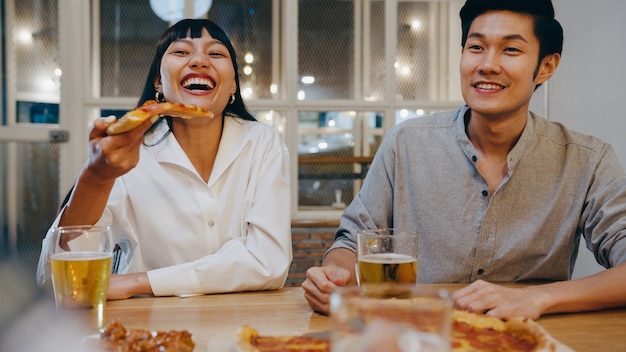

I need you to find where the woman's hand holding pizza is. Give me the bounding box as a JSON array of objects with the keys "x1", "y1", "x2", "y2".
[
  {"x1": 85, "y1": 115, "x2": 155, "y2": 183},
  {"x1": 85, "y1": 101, "x2": 213, "y2": 183}
]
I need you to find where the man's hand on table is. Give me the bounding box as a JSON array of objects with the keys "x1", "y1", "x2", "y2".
[
  {"x1": 452, "y1": 279, "x2": 550, "y2": 320},
  {"x1": 302, "y1": 265, "x2": 351, "y2": 315}
]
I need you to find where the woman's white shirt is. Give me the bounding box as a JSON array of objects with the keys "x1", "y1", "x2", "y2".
[{"x1": 38, "y1": 116, "x2": 292, "y2": 296}]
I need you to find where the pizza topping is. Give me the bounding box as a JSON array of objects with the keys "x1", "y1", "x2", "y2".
[
  {"x1": 453, "y1": 321, "x2": 537, "y2": 352},
  {"x1": 94, "y1": 320, "x2": 195, "y2": 352}
]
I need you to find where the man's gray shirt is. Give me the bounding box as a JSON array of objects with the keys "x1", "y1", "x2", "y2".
[{"x1": 329, "y1": 105, "x2": 626, "y2": 283}]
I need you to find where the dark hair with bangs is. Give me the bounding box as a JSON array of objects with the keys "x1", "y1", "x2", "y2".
[
  {"x1": 459, "y1": 0, "x2": 563, "y2": 88},
  {"x1": 139, "y1": 19, "x2": 256, "y2": 136}
]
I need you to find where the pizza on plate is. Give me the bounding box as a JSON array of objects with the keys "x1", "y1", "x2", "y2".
[
  {"x1": 235, "y1": 310, "x2": 566, "y2": 352},
  {"x1": 106, "y1": 99, "x2": 214, "y2": 135}
]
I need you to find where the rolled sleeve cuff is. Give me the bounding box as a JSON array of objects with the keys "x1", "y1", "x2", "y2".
[
  {"x1": 147, "y1": 263, "x2": 202, "y2": 297},
  {"x1": 324, "y1": 238, "x2": 356, "y2": 261}
]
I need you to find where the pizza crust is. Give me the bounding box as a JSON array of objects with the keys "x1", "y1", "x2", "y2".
[
  {"x1": 106, "y1": 100, "x2": 214, "y2": 135},
  {"x1": 235, "y1": 325, "x2": 263, "y2": 352},
  {"x1": 504, "y1": 319, "x2": 555, "y2": 352}
]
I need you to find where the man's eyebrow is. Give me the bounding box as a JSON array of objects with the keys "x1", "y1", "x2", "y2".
[
  {"x1": 467, "y1": 32, "x2": 485, "y2": 40},
  {"x1": 503, "y1": 34, "x2": 528, "y2": 42},
  {"x1": 467, "y1": 32, "x2": 528, "y2": 43}
]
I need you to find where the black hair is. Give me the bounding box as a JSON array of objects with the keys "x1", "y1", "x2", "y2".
[
  {"x1": 139, "y1": 18, "x2": 256, "y2": 137},
  {"x1": 460, "y1": 0, "x2": 563, "y2": 82}
]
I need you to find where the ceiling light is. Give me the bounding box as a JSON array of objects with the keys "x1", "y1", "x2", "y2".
[
  {"x1": 17, "y1": 30, "x2": 33, "y2": 44},
  {"x1": 244, "y1": 52, "x2": 254, "y2": 64},
  {"x1": 301, "y1": 76, "x2": 315, "y2": 84},
  {"x1": 150, "y1": 0, "x2": 212, "y2": 23}
]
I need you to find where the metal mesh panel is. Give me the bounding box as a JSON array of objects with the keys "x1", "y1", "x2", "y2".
[
  {"x1": 99, "y1": 0, "x2": 275, "y2": 99},
  {"x1": 366, "y1": 0, "x2": 386, "y2": 101},
  {"x1": 13, "y1": 0, "x2": 60, "y2": 95},
  {"x1": 1, "y1": 142, "x2": 60, "y2": 279},
  {"x1": 396, "y1": 1, "x2": 432, "y2": 101},
  {"x1": 208, "y1": 1, "x2": 275, "y2": 99},
  {"x1": 250, "y1": 110, "x2": 287, "y2": 141},
  {"x1": 298, "y1": 0, "x2": 354, "y2": 100},
  {"x1": 99, "y1": 1, "x2": 169, "y2": 97}
]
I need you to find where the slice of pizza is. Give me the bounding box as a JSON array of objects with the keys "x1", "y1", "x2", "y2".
[
  {"x1": 235, "y1": 325, "x2": 330, "y2": 352},
  {"x1": 452, "y1": 310, "x2": 562, "y2": 352},
  {"x1": 106, "y1": 100, "x2": 214, "y2": 135}
]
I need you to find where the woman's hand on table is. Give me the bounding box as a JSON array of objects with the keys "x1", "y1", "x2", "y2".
[
  {"x1": 452, "y1": 279, "x2": 550, "y2": 320},
  {"x1": 302, "y1": 265, "x2": 351, "y2": 315},
  {"x1": 107, "y1": 272, "x2": 154, "y2": 300}
]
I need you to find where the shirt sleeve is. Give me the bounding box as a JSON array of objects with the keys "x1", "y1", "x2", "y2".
[
  {"x1": 326, "y1": 128, "x2": 398, "y2": 257},
  {"x1": 581, "y1": 144, "x2": 626, "y2": 267}
]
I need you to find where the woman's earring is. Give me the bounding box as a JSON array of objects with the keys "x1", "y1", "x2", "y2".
[
  {"x1": 229, "y1": 94, "x2": 235, "y2": 105},
  {"x1": 155, "y1": 91, "x2": 165, "y2": 102}
]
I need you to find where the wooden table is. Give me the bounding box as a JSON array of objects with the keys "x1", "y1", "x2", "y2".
[{"x1": 104, "y1": 286, "x2": 626, "y2": 352}]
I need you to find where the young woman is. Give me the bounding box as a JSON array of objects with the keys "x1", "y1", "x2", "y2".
[{"x1": 37, "y1": 19, "x2": 292, "y2": 299}]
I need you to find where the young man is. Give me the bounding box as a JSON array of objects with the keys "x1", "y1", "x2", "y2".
[{"x1": 302, "y1": 0, "x2": 626, "y2": 319}]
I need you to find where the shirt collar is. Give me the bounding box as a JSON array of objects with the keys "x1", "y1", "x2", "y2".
[
  {"x1": 506, "y1": 112, "x2": 536, "y2": 174},
  {"x1": 145, "y1": 116, "x2": 251, "y2": 185},
  {"x1": 454, "y1": 105, "x2": 537, "y2": 174}
]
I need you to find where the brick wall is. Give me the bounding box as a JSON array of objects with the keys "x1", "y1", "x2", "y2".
[{"x1": 285, "y1": 220, "x2": 339, "y2": 287}]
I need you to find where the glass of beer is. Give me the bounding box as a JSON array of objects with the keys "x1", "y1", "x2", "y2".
[
  {"x1": 356, "y1": 228, "x2": 418, "y2": 285},
  {"x1": 330, "y1": 284, "x2": 452, "y2": 352},
  {"x1": 50, "y1": 225, "x2": 113, "y2": 331}
]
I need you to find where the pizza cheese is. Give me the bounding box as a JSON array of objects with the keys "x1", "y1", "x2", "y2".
[
  {"x1": 451, "y1": 310, "x2": 554, "y2": 352},
  {"x1": 106, "y1": 100, "x2": 214, "y2": 135}
]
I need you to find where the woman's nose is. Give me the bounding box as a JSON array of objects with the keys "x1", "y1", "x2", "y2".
[{"x1": 189, "y1": 53, "x2": 210, "y2": 68}]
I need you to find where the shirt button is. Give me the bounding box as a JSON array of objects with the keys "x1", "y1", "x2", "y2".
[
  {"x1": 471, "y1": 155, "x2": 477, "y2": 162},
  {"x1": 481, "y1": 190, "x2": 488, "y2": 197},
  {"x1": 208, "y1": 221, "x2": 215, "y2": 227},
  {"x1": 477, "y1": 268, "x2": 484, "y2": 275}
]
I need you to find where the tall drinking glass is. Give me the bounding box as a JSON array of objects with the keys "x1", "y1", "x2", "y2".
[
  {"x1": 330, "y1": 284, "x2": 452, "y2": 352},
  {"x1": 50, "y1": 225, "x2": 113, "y2": 331},
  {"x1": 356, "y1": 228, "x2": 418, "y2": 285}
]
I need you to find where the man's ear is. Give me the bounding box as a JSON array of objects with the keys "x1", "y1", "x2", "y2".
[{"x1": 535, "y1": 53, "x2": 561, "y2": 85}]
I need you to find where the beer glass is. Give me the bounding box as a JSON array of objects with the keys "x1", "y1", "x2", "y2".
[
  {"x1": 50, "y1": 225, "x2": 113, "y2": 330},
  {"x1": 356, "y1": 228, "x2": 418, "y2": 285},
  {"x1": 330, "y1": 284, "x2": 452, "y2": 352}
]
